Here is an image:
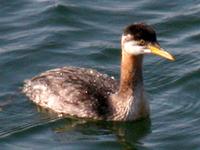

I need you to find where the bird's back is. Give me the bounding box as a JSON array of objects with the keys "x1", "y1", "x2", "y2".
[{"x1": 23, "y1": 66, "x2": 118, "y2": 119}]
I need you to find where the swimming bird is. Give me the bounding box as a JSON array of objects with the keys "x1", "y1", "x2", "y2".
[{"x1": 23, "y1": 23, "x2": 175, "y2": 121}]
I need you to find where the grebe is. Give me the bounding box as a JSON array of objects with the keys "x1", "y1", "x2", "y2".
[{"x1": 23, "y1": 23, "x2": 175, "y2": 121}]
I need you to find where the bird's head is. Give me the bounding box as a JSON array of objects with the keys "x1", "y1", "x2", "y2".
[{"x1": 121, "y1": 23, "x2": 175, "y2": 61}]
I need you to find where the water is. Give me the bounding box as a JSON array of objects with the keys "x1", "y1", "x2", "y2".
[{"x1": 0, "y1": 0, "x2": 200, "y2": 149}]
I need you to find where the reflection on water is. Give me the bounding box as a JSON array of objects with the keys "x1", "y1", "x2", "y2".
[
  {"x1": 36, "y1": 105, "x2": 151, "y2": 150},
  {"x1": 0, "y1": 0, "x2": 200, "y2": 149},
  {"x1": 50, "y1": 118, "x2": 151, "y2": 150}
]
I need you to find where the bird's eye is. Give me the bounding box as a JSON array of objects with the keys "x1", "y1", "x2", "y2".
[{"x1": 140, "y1": 40, "x2": 145, "y2": 45}]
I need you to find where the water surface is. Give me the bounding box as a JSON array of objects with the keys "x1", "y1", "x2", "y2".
[{"x1": 0, "y1": 0, "x2": 200, "y2": 149}]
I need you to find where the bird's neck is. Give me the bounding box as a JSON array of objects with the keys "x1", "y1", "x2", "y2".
[
  {"x1": 118, "y1": 51, "x2": 143, "y2": 97},
  {"x1": 109, "y1": 50, "x2": 149, "y2": 121}
]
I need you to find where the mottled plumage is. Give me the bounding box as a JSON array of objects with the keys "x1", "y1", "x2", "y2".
[
  {"x1": 23, "y1": 23, "x2": 174, "y2": 121},
  {"x1": 23, "y1": 66, "x2": 118, "y2": 119}
]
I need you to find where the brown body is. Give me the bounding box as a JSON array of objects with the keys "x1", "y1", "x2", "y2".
[
  {"x1": 23, "y1": 23, "x2": 174, "y2": 121},
  {"x1": 23, "y1": 51, "x2": 149, "y2": 121}
]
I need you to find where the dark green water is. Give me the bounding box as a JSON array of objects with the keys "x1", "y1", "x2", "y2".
[{"x1": 0, "y1": 0, "x2": 200, "y2": 149}]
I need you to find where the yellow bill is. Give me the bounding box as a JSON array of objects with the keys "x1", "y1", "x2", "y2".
[{"x1": 147, "y1": 43, "x2": 175, "y2": 61}]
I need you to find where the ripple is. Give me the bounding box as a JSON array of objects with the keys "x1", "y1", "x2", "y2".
[{"x1": 0, "y1": 0, "x2": 200, "y2": 149}]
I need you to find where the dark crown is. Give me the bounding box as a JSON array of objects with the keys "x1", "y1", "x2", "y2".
[{"x1": 124, "y1": 23, "x2": 157, "y2": 42}]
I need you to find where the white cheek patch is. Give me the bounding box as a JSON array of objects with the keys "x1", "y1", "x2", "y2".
[
  {"x1": 124, "y1": 41, "x2": 146, "y2": 55},
  {"x1": 143, "y1": 48, "x2": 151, "y2": 54},
  {"x1": 122, "y1": 34, "x2": 151, "y2": 55}
]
